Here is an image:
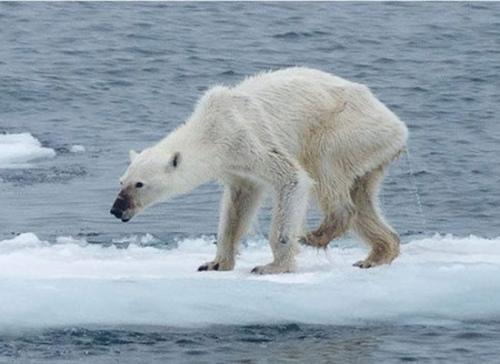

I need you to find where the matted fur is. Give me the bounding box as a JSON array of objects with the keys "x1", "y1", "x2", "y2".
[{"x1": 111, "y1": 67, "x2": 408, "y2": 274}]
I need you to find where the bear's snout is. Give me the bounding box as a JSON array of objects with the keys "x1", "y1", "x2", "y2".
[
  {"x1": 110, "y1": 207, "x2": 123, "y2": 219},
  {"x1": 110, "y1": 193, "x2": 131, "y2": 222}
]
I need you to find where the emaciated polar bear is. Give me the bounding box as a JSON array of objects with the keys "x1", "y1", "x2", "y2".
[{"x1": 111, "y1": 67, "x2": 408, "y2": 274}]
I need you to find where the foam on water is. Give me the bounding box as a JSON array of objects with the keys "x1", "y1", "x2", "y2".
[
  {"x1": 0, "y1": 133, "x2": 56, "y2": 168},
  {"x1": 1, "y1": 233, "x2": 499, "y2": 330}
]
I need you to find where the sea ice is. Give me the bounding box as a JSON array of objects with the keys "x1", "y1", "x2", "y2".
[{"x1": 0, "y1": 233, "x2": 499, "y2": 330}]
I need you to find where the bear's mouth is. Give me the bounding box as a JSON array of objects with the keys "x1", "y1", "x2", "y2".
[
  {"x1": 111, "y1": 192, "x2": 136, "y2": 222},
  {"x1": 110, "y1": 208, "x2": 133, "y2": 222}
]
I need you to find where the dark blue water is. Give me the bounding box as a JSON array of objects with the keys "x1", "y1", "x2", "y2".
[
  {"x1": 1, "y1": 2, "x2": 499, "y2": 363},
  {"x1": 2, "y1": 323, "x2": 500, "y2": 364}
]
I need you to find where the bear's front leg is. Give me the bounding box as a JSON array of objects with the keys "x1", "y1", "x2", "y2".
[
  {"x1": 198, "y1": 179, "x2": 263, "y2": 272},
  {"x1": 251, "y1": 164, "x2": 310, "y2": 275}
]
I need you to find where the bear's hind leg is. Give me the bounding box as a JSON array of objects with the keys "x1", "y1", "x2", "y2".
[
  {"x1": 198, "y1": 178, "x2": 263, "y2": 272},
  {"x1": 349, "y1": 164, "x2": 400, "y2": 268},
  {"x1": 300, "y1": 174, "x2": 356, "y2": 248}
]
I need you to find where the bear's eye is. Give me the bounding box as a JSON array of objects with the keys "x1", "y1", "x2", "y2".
[
  {"x1": 135, "y1": 182, "x2": 144, "y2": 188},
  {"x1": 172, "y1": 152, "x2": 180, "y2": 168}
]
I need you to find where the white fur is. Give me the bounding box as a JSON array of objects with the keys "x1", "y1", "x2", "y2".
[{"x1": 113, "y1": 67, "x2": 408, "y2": 274}]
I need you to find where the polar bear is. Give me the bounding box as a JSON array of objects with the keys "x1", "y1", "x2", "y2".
[{"x1": 110, "y1": 67, "x2": 408, "y2": 274}]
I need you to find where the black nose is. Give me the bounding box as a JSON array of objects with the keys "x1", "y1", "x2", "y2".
[
  {"x1": 110, "y1": 208, "x2": 123, "y2": 219},
  {"x1": 111, "y1": 193, "x2": 129, "y2": 220}
]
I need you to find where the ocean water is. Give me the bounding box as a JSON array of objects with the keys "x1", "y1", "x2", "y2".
[{"x1": 1, "y1": 2, "x2": 499, "y2": 363}]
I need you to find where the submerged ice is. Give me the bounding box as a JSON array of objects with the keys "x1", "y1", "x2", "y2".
[{"x1": 0, "y1": 233, "x2": 499, "y2": 330}]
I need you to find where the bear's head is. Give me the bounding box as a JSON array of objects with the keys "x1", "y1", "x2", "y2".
[{"x1": 110, "y1": 148, "x2": 182, "y2": 222}]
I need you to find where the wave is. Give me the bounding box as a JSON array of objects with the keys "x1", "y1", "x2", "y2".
[{"x1": 1, "y1": 233, "x2": 499, "y2": 330}]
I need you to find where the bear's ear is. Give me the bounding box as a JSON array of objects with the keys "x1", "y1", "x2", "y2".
[
  {"x1": 170, "y1": 152, "x2": 181, "y2": 169},
  {"x1": 129, "y1": 149, "x2": 139, "y2": 163}
]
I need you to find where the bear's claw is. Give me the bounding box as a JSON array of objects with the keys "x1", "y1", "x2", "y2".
[
  {"x1": 198, "y1": 263, "x2": 219, "y2": 271},
  {"x1": 353, "y1": 258, "x2": 392, "y2": 269},
  {"x1": 198, "y1": 261, "x2": 233, "y2": 272},
  {"x1": 353, "y1": 260, "x2": 375, "y2": 269}
]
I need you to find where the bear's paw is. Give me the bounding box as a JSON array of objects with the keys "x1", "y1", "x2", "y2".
[
  {"x1": 198, "y1": 260, "x2": 234, "y2": 272},
  {"x1": 353, "y1": 246, "x2": 399, "y2": 269},
  {"x1": 353, "y1": 259, "x2": 378, "y2": 269},
  {"x1": 299, "y1": 233, "x2": 331, "y2": 249},
  {"x1": 251, "y1": 262, "x2": 295, "y2": 275},
  {"x1": 353, "y1": 255, "x2": 396, "y2": 269}
]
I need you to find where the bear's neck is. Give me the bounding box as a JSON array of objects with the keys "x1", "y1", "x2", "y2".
[{"x1": 163, "y1": 121, "x2": 224, "y2": 186}]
